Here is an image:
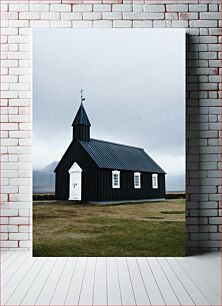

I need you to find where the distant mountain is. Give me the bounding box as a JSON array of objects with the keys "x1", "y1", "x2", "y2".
[
  {"x1": 33, "y1": 161, "x2": 58, "y2": 194},
  {"x1": 40, "y1": 161, "x2": 58, "y2": 173}
]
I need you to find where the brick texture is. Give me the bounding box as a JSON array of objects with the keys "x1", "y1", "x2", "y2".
[{"x1": 0, "y1": 0, "x2": 221, "y2": 255}]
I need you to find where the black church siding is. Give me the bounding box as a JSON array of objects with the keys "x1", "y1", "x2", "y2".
[
  {"x1": 96, "y1": 169, "x2": 165, "y2": 202},
  {"x1": 73, "y1": 125, "x2": 90, "y2": 142},
  {"x1": 55, "y1": 141, "x2": 100, "y2": 201}
]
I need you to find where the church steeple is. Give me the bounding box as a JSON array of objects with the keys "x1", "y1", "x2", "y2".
[{"x1": 72, "y1": 90, "x2": 91, "y2": 142}]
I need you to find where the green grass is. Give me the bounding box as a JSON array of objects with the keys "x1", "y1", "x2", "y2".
[{"x1": 33, "y1": 199, "x2": 185, "y2": 257}]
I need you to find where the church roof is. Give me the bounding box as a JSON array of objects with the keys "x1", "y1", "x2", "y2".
[
  {"x1": 72, "y1": 103, "x2": 91, "y2": 126},
  {"x1": 80, "y1": 138, "x2": 165, "y2": 173}
]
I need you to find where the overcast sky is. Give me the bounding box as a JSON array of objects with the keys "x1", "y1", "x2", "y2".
[{"x1": 33, "y1": 29, "x2": 185, "y2": 191}]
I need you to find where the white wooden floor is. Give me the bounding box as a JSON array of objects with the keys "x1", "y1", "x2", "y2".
[{"x1": 1, "y1": 251, "x2": 221, "y2": 306}]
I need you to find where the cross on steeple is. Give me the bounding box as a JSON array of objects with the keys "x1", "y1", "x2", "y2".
[{"x1": 80, "y1": 89, "x2": 85, "y2": 103}]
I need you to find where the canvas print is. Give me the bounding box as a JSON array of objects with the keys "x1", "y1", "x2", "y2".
[{"x1": 33, "y1": 29, "x2": 185, "y2": 257}]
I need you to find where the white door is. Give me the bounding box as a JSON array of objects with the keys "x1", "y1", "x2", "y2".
[{"x1": 68, "y1": 162, "x2": 82, "y2": 201}]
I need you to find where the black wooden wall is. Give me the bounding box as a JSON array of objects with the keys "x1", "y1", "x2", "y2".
[
  {"x1": 97, "y1": 169, "x2": 165, "y2": 202},
  {"x1": 55, "y1": 141, "x2": 165, "y2": 202},
  {"x1": 73, "y1": 125, "x2": 90, "y2": 142}
]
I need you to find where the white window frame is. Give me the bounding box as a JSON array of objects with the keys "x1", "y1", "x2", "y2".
[
  {"x1": 152, "y1": 173, "x2": 158, "y2": 189},
  {"x1": 112, "y1": 170, "x2": 120, "y2": 189},
  {"x1": 134, "y1": 172, "x2": 141, "y2": 189}
]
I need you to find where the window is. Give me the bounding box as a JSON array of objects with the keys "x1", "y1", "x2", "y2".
[
  {"x1": 112, "y1": 170, "x2": 120, "y2": 188},
  {"x1": 152, "y1": 173, "x2": 158, "y2": 189},
  {"x1": 134, "y1": 172, "x2": 141, "y2": 189}
]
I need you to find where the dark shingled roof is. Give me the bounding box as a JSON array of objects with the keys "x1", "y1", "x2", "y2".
[
  {"x1": 80, "y1": 138, "x2": 165, "y2": 173},
  {"x1": 72, "y1": 103, "x2": 91, "y2": 126}
]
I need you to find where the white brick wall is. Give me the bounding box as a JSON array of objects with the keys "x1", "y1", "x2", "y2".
[{"x1": 1, "y1": 0, "x2": 221, "y2": 255}]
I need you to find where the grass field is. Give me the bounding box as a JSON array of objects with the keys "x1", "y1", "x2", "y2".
[{"x1": 33, "y1": 199, "x2": 185, "y2": 257}]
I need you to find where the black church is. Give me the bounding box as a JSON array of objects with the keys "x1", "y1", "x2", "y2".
[{"x1": 54, "y1": 95, "x2": 166, "y2": 203}]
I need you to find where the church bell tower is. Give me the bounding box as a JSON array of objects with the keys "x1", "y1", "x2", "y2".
[{"x1": 72, "y1": 89, "x2": 91, "y2": 142}]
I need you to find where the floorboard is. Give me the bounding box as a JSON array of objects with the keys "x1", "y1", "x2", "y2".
[
  {"x1": 35, "y1": 258, "x2": 67, "y2": 305},
  {"x1": 186, "y1": 256, "x2": 219, "y2": 291},
  {"x1": 137, "y1": 257, "x2": 165, "y2": 305},
  {"x1": 1, "y1": 251, "x2": 220, "y2": 306},
  {"x1": 93, "y1": 257, "x2": 107, "y2": 306},
  {"x1": 195, "y1": 252, "x2": 220, "y2": 274},
  {"x1": 147, "y1": 257, "x2": 180, "y2": 305},
  {"x1": 157, "y1": 258, "x2": 195, "y2": 305},
  {"x1": 65, "y1": 257, "x2": 87, "y2": 306},
  {"x1": 107, "y1": 257, "x2": 122, "y2": 306},
  {"x1": 127, "y1": 257, "x2": 150, "y2": 305},
  {"x1": 167, "y1": 257, "x2": 211, "y2": 305},
  {"x1": 176, "y1": 257, "x2": 221, "y2": 305},
  {"x1": 5, "y1": 257, "x2": 47, "y2": 305},
  {"x1": 2, "y1": 251, "x2": 22, "y2": 272},
  {"x1": 51, "y1": 257, "x2": 77, "y2": 305},
  {"x1": 21, "y1": 258, "x2": 57, "y2": 305},
  {"x1": 0, "y1": 251, "x2": 14, "y2": 263},
  {"x1": 1, "y1": 252, "x2": 30, "y2": 290},
  {"x1": 78, "y1": 257, "x2": 96, "y2": 306},
  {"x1": 117, "y1": 257, "x2": 136, "y2": 305}
]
